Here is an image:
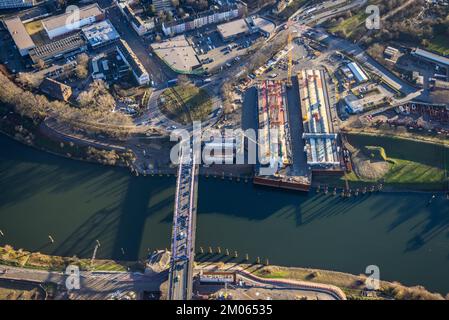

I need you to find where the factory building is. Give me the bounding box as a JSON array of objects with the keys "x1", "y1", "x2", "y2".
[
  {"x1": 29, "y1": 33, "x2": 86, "y2": 63},
  {"x1": 41, "y1": 3, "x2": 104, "y2": 39}
]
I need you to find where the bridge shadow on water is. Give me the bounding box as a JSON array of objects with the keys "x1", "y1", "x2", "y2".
[
  {"x1": 49, "y1": 175, "x2": 176, "y2": 261},
  {"x1": 197, "y1": 177, "x2": 449, "y2": 258}
]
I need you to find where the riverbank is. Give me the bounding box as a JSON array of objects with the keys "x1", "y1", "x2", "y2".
[
  {"x1": 0, "y1": 245, "x2": 135, "y2": 272},
  {"x1": 196, "y1": 262, "x2": 448, "y2": 300},
  {"x1": 0, "y1": 103, "x2": 137, "y2": 173},
  {"x1": 315, "y1": 132, "x2": 449, "y2": 192},
  {"x1": 1, "y1": 246, "x2": 446, "y2": 300}
]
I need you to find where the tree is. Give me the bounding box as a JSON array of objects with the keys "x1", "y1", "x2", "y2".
[
  {"x1": 35, "y1": 59, "x2": 45, "y2": 70},
  {"x1": 16, "y1": 72, "x2": 44, "y2": 89},
  {"x1": 76, "y1": 53, "x2": 89, "y2": 67},
  {"x1": 177, "y1": 74, "x2": 190, "y2": 87},
  {"x1": 78, "y1": 80, "x2": 115, "y2": 111},
  {"x1": 75, "y1": 64, "x2": 89, "y2": 79}
]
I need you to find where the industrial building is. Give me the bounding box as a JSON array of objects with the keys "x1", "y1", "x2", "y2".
[
  {"x1": 384, "y1": 46, "x2": 400, "y2": 64},
  {"x1": 412, "y1": 48, "x2": 449, "y2": 80},
  {"x1": 0, "y1": 0, "x2": 34, "y2": 9},
  {"x1": 117, "y1": 39, "x2": 149, "y2": 85},
  {"x1": 4, "y1": 17, "x2": 36, "y2": 56},
  {"x1": 41, "y1": 3, "x2": 104, "y2": 39},
  {"x1": 298, "y1": 70, "x2": 340, "y2": 169},
  {"x1": 347, "y1": 62, "x2": 368, "y2": 83},
  {"x1": 161, "y1": 3, "x2": 245, "y2": 36},
  {"x1": 151, "y1": 35, "x2": 201, "y2": 74},
  {"x1": 82, "y1": 20, "x2": 120, "y2": 49},
  {"x1": 29, "y1": 33, "x2": 86, "y2": 63}
]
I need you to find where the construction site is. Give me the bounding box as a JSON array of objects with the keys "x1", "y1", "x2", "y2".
[
  {"x1": 254, "y1": 68, "x2": 344, "y2": 192},
  {"x1": 298, "y1": 69, "x2": 341, "y2": 171},
  {"x1": 254, "y1": 79, "x2": 311, "y2": 191}
]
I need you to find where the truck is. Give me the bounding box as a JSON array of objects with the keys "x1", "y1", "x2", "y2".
[{"x1": 167, "y1": 79, "x2": 178, "y2": 87}]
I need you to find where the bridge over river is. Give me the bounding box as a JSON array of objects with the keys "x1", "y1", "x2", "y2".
[{"x1": 168, "y1": 145, "x2": 199, "y2": 300}]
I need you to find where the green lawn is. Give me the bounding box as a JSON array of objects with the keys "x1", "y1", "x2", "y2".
[
  {"x1": 316, "y1": 134, "x2": 449, "y2": 190},
  {"x1": 159, "y1": 84, "x2": 213, "y2": 124},
  {"x1": 347, "y1": 134, "x2": 449, "y2": 188},
  {"x1": 328, "y1": 12, "x2": 367, "y2": 38},
  {"x1": 426, "y1": 35, "x2": 449, "y2": 56},
  {"x1": 384, "y1": 159, "x2": 445, "y2": 184}
]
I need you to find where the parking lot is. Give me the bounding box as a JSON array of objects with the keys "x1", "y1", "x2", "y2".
[{"x1": 186, "y1": 28, "x2": 264, "y2": 73}]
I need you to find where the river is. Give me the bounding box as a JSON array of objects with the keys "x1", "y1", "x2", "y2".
[{"x1": 0, "y1": 134, "x2": 448, "y2": 294}]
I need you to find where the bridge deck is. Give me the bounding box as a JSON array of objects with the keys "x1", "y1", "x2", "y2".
[{"x1": 168, "y1": 147, "x2": 198, "y2": 300}]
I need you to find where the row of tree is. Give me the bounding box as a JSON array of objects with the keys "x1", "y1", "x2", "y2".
[{"x1": 0, "y1": 71, "x2": 133, "y2": 139}]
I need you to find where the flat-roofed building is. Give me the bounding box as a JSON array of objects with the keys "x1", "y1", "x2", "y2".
[
  {"x1": 117, "y1": 39, "x2": 149, "y2": 85},
  {"x1": 4, "y1": 17, "x2": 36, "y2": 56},
  {"x1": 248, "y1": 16, "x2": 275, "y2": 37},
  {"x1": 151, "y1": 35, "x2": 201, "y2": 74},
  {"x1": 0, "y1": 0, "x2": 35, "y2": 9},
  {"x1": 29, "y1": 33, "x2": 86, "y2": 63},
  {"x1": 42, "y1": 3, "x2": 104, "y2": 39},
  {"x1": 82, "y1": 19, "x2": 120, "y2": 49},
  {"x1": 217, "y1": 18, "x2": 249, "y2": 41}
]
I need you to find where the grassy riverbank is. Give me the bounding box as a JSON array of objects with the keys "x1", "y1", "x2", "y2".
[
  {"x1": 0, "y1": 245, "x2": 134, "y2": 272},
  {"x1": 2, "y1": 246, "x2": 446, "y2": 300},
  {"x1": 250, "y1": 265, "x2": 447, "y2": 300},
  {"x1": 316, "y1": 133, "x2": 449, "y2": 191}
]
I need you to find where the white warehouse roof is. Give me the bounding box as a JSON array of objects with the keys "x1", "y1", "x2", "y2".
[
  {"x1": 413, "y1": 48, "x2": 449, "y2": 67},
  {"x1": 347, "y1": 62, "x2": 368, "y2": 83}
]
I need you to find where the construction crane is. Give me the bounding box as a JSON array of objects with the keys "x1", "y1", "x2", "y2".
[{"x1": 286, "y1": 20, "x2": 293, "y2": 87}]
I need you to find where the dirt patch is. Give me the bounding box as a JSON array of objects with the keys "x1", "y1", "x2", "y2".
[{"x1": 349, "y1": 144, "x2": 391, "y2": 181}]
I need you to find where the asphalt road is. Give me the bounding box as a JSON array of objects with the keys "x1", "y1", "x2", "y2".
[
  {"x1": 97, "y1": 0, "x2": 177, "y2": 85},
  {"x1": 0, "y1": 266, "x2": 166, "y2": 299}
]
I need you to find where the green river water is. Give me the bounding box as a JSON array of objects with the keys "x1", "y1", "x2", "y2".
[{"x1": 0, "y1": 134, "x2": 448, "y2": 294}]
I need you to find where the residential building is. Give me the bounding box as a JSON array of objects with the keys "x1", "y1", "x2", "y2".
[
  {"x1": 40, "y1": 77, "x2": 73, "y2": 101},
  {"x1": 162, "y1": 3, "x2": 246, "y2": 36},
  {"x1": 118, "y1": 2, "x2": 155, "y2": 36},
  {"x1": 117, "y1": 39, "x2": 149, "y2": 85}
]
